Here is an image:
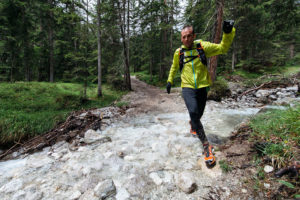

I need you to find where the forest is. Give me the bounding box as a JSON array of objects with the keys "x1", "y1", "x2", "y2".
[
  {"x1": 0, "y1": 0, "x2": 299, "y2": 92},
  {"x1": 0, "y1": 1, "x2": 300, "y2": 199}
]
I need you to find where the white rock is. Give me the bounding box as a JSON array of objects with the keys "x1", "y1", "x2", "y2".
[
  {"x1": 79, "y1": 189, "x2": 98, "y2": 200},
  {"x1": 149, "y1": 172, "x2": 163, "y2": 185},
  {"x1": 69, "y1": 190, "x2": 81, "y2": 200},
  {"x1": 264, "y1": 183, "x2": 270, "y2": 189},
  {"x1": 0, "y1": 179, "x2": 23, "y2": 193},
  {"x1": 286, "y1": 85, "x2": 298, "y2": 92},
  {"x1": 12, "y1": 190, "x2": 26, "y2": 200},
  {"x1": 84, "y1": 129, "x2": 101, "y2": 144},
  {"x1": 116, "y1": 188, "x2": 130, "y2": 200},
  {"x1": 256, "y1": 89, "x2": 272, "y2": 98},
  {"x1": 264, "y1": 165, "x2": 274, "y2": 173},
  {"x1": 25, "y1": 191, "x2": 43, "y2": 200},
  {"x1": 84, "y1": 129, "x2": 111, "y2": 144},
  {"x1": 94, "y1": 179, "x2": 116, "y2": 198},
  {"x1": 175, "y1": 171, "x2": 197, "y2": 194},
  {"x1": 242, "y1": 189, "x2": 247, "y2": 193}
]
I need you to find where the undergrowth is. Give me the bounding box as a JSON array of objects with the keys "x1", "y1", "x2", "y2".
[
  {"x1": 249, "y1": 104, "x2": 300, "y2": 168},
  {"x1": 0, "y1": 82, "x2": 126, "y2": 147}
]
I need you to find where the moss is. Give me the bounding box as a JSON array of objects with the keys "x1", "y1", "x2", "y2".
[{"x1": 207, "y1": 79, "x2": 231, "y2": 101}]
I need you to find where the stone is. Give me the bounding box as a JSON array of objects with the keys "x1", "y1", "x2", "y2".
[
  {"x1": 175, "y1": 171, "x2": 197, "y2": 194},
  {"x1": 25, "y1": 191, "x2": 43, "y2": 200},
  {"x1": 0, "y1": 179, "x2": 23, "y2": 193},
  {"x1": 269, "y1": 95, "x2": 277, "y2": 100},
  {"x1": 264, "y1": 183, "x2": 270, "y2": 189},
  {"x1": 79, "y1": 189, "x2": 98, "y2": 200},
  {"x1": 242, "y1": 189, "x2": 247, "y2": 193},
  {"x1": 94, "y1": 179, "x2": 116, "y2": 199},
  {"x1": 264, "y1": 165, "x2": 274, "y2": 173},
  {"x1": 149, "y1": 172, "x2": 163, "y2": 185},
  {"x1": 69, "y1": 190, "x2": 82, "y2": 200},
  {"x1": 84, "y1": 129, "x2": 112, "y2": 144},
  {"x1": 255, "y1": 89, "x2": 272, "y2": 98},
  {"x1": 286, "y1": 85, "x2": 298, "y2": 92},
  {"x1": 116, "y1": 188, "x2": 130, "y2": 200},
  {"x1": 257, "y1": 96, "x2": 269, "y2": 104},
  {"x1": 12, "y1": 190, "x2": 26, "y2": 200}
]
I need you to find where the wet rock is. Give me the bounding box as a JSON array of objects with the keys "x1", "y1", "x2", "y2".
[
  {"x1": 264, "y1": 165, "x2": 274, "y2": 173},
  {"x1": 269, "y1": 95, "x2": 277, "y2": 100},
  {"x1": 94, "y1": 179, "x2": 116, "y2": 199},
  {"x1": 175, "y1": 171, "x2": 197, "y2": 194},
  {"x1": 84, "y1": 129, "x2": 112, "y2": 144},
  {"x1": 285, "y1": 85, "x2": 298, "y2": 92},
  {"x1": 257, "y1": 96, "x2": 269, "y2": 104},
  {"x1": 116, "y1": 188, "x2": 130, "y2": 200},
  {"x1": 255, "y1": 89, "x2": 273, "y2": 98}
]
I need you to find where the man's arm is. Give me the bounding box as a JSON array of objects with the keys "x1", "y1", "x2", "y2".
[
  {"x1": 167, "y1": 48, "x2": 180, "y2": 85},
  {"x1": 201, "y1": 27, "x2": 236, "y2": 58}
]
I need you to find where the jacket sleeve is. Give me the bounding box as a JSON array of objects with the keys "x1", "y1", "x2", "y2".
[
  {"x1": 202, "y1": 27, "x2": 236, "y2": 58},
  {"x1": 167, "y1": 48, "x2": 180, "y2": 84}
]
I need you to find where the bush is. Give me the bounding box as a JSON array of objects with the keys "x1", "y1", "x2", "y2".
[
  {"x1": 207, "y1": 79, "x2": 231, "y2": 101},
  {"x1": 106, "y1": 75, "x2": 127, "y2": 91}
]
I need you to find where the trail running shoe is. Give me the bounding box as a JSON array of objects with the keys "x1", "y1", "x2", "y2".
[
  {"x1": 189, "y1": 121, "x2": 197, "y2": 136},
  {"x1": 203, "y1": 144, "x2": 216, "y2": 165}
]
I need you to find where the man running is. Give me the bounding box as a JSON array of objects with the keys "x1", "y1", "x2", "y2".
[{"x1": 166, "y1": 20, "x2": 235, "y2": 166}]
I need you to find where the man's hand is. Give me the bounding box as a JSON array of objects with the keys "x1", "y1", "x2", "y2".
[
  {"x1": 166, "y1": 82, "x2": 171, "y2": 94},
  {"x1": 223, "y1": 20, "x2": 234, "y2": 34}
]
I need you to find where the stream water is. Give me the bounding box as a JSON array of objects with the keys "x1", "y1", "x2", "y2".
[{"x1": 0, "y1": 100, "x2": 260, "y2": 200}]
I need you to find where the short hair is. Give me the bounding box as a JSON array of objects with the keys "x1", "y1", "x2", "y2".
[{"x1": 182, "y1": 25, "x2": 195, "y2": 34}]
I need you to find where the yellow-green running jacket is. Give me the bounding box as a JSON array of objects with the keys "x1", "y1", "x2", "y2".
[{"x1": 167, "y1": 28, "x2": 235, "y2": 89}]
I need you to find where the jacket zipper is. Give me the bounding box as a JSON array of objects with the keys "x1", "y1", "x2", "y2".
[{"x1": 191, "y1": 50, "x2": 197, "y2": 88}]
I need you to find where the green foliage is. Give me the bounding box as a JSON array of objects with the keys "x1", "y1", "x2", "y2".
[
  {"x1": 207, "y1": 78, "x2": 231, "y2": 101},
  {"x1": 116, "y1": 101, "x2": 129, "y2": 107},
  {"x1": 256, "y1": 166, "x2": 265, "y2": 180},
  {"x1": 249, "y1": 104, "x2": 300, "y2": 168},
  {"x1": 0, "y1": 82, "x2": 126, "y2": 146},
  {"x1": 278, "y1": 180, "x2": 295, "y2": 189},
  {"x1": 219, "y1": 160, "x2": 232, "y2": 173}
]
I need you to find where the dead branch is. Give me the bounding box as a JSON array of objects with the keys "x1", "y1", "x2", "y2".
[{"x1": 240, "y1": 81, "x2": 272, "y2": 97}]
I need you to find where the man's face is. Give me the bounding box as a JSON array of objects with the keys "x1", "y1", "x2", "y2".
[{"x1": 181, "y1": 27, "x2": 195, "y2": 49}]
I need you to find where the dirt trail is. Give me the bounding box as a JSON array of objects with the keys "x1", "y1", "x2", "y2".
[{"x1": 121, "y1": 76, "x2": 185, "y2": 114}]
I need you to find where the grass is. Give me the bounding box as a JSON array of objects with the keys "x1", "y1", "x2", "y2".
[
  {"x1": 132, "y1": 70, "x2": 181, "y2": 88},
  {"x1": 249, "y1": 104, "x2": 300, "y2": 168},
  {"x1": 219, "y1": 160, "x2": 233, "y2": 173},
  {"x1": 228, "y1": 64, "x2": 300, "y2": 87},
  {"x1": 0, "y1": 82, "x2": 127, "y2": 147}
]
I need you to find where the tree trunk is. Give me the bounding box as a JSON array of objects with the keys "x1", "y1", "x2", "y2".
[
  {"x1": 232, "y1": 49, "x2": 235, "y2": 72},
  {"x1": 209, "y1": 0, "x2": 224, "y2": 82},
  {"x1": 127, "y1": 0, "x2": 130, "y2": 65},
  {"x1": 97, "y1": 0, "x2": 102, "y2": 97},
  {"x1": 117, "y1": 0, "x2": 131, "y2": 90},
  {"x1": 48, "y1": 0, "x2": 54, "y2": 82},
  {"x1": 169, "y1": 0, "x2": 173, "y2": 56},
  {"x1": 289, "y1": 43, "x2": 295, "y2": 59},
  {"x1": 159, "y1": 0, "x2": 168, "y2": 79}
]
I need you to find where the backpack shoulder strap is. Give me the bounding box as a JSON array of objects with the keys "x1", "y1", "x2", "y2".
[
  {"x1": 196, "y1": 42, "x2": 207, "y2": 66},
  {"x1": 179, "y1": 48, "x2": 185, "y2": 72}
]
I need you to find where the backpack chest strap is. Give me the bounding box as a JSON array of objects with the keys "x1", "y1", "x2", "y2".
[{"x1": 179, "y1": 42, "x2": 207, "y2": 72}]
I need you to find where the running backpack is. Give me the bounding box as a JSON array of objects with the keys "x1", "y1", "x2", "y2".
[{"x1": 179, "y1": 42, "x2": 207, "y2": 72}]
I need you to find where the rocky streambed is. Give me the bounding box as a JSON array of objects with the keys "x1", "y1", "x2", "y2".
[{"x1": 0, "y1": 77, "x2": 299, "y2": 200}]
